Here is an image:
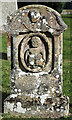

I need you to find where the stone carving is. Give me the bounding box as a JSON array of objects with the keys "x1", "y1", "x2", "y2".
[
  {"x1": 6, "y1": 5, "x2": 67, "y2": 35},
  {"x1": 19, "y1": 33, "x2": 51, "y2": 72},
  {"x1": 4, "y1": 5, "x2": 69, "y2": 118},
  {"x1": 29, "y1": 10, "x2": 41, "y2": 23},
  {"x1": 24, "y1": 36, "x2": 45, "y2": 69}
]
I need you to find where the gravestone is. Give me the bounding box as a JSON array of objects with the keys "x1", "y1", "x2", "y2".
[{"x1": 4, "y1": 5, "x2": 69, "y2": 118}]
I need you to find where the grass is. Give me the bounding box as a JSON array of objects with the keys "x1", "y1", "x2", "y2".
[
  {"x1": 0, "y1": 14, "x2": 72, "y2": 119},
  {"x1": 62, "y1": 15, "x2": 72, "y2": 110},
  {"x1": 0, "y1": 35, "x2": 11, "y2": 93},
  {"x1": 62, "y1": 14, "x2": 72, "y2": 115}
]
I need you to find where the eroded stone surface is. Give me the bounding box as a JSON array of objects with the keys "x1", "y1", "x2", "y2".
[
  {"x1": 19, "y1": 33, "x2": 52, "y2": 73},
  {"x1": 4, "y1": 94, "x2": 69, "y2": 118},
  {"x1": 4, "y1": 5, "x2": 69, "y2": 118},
  {"x1": 6, "y1": 5, "x2": 67, "y2": 36}
]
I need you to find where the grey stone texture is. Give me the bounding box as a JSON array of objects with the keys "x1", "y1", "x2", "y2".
[
  {"x1": 4, "y1": 5, "x2": 69, "y2": 118},
  {"x1": 0, "y1": 1, "x2": 17, "y2": 30}
]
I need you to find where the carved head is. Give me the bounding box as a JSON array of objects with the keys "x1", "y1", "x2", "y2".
[
  {"x1": 31, "y1": 36, "x2": 41, "y2": 48},
  {"x1": 30, "y1": 10, "x2": 41, "y2": 23}
]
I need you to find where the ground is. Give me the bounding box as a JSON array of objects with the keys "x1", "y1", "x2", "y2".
[{"x1": 0, "y1": 14, "x2": 72, "y2": 119}]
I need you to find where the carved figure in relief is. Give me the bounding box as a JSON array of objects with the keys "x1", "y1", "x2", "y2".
[{"x1": 24, "y1": 36, "x2": 46, "y2": 69}]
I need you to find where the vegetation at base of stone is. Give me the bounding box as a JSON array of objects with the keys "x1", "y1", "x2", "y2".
[
  {"x1": 0, "y1": 14, "x2": 72, "y2": 119},
  {"x1": 1, "y1": 115, "x2": 72, "y2": 120}
]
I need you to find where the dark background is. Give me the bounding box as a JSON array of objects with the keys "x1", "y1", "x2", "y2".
[{"x1": 17, "y1": 2, "x2": 72, "y2": 13}]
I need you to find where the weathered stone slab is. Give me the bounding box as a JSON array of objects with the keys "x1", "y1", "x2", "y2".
[
  {"x1": 6, "y1": 5, "x2": 67, "y2": 36},
  {"x1": 4, "y1": 5, "x2": 69, "y2": 118},
  {"x1": 4, "y1": 94, "x2": 69, "y2": 118}
]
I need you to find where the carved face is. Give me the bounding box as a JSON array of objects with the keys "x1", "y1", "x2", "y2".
[
  {"x1": 30, "y1": 10, "x2": 41, "y2": 23},
  {"x1": 31, "y1": 36, "x2": 41, "y2": 48}
]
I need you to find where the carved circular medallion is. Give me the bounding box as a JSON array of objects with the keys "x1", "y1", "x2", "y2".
[{"x1": 19, "y1": 33, "x2": 51, "y2": 72}]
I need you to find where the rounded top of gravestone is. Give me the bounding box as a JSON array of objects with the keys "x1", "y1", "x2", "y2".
[{"x1": 6, "y1": 5, "x2": 67, "y2": 36}]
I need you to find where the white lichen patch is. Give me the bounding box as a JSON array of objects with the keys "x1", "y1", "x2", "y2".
[
  {"x1": 36, "y1": 28, "x2": 41, "y2": 31},
  {"x1": 52, "y1": 102, "x2": 55, "y2": 106},
  {"x1": 24, "y1": 7, "x2": 26, "y2": 9},
  {"x1": 11, "y1": 79, "x2": 15, "y2": 82},
  {"x1": 24, "y1": 10, "x2": 29, "y2": 13},
  {"x1": 10, "y1": 94, "x2": 17, "y2": 98},
  {"x1": 31, "y1": 12, "x2": 40, "y2": 19},
  {"x1": 56, "y1": 90, "x2": 59, "y2": 93},
  {"x1": 31, "y1": 110, "x2": 37, "y2": 114},
  {"x1": 37, "y1": 23, "x2": 41, "y2": 26},
  {"x1": 59, "y1": 85, "x2": 62, "y2": 91},
  {"x1": 48, "y1": 28, "x2": 54, "y2": 33},
  {"x1": 36, "y1": 12, "x2": 41, "y2": 17},
  {"x1": 17, "y1": 13, "x2": 20, "y2": 15},
  {"x1": 45, "y1": 88, "x2": 48, "y2": 91},
  {"x1": 40, "y1": 58, "x2": 44, "y2": 62},
  {"x1": 31, "y1": 73, "x2": 40, "y2": 95},
  {"x1": 37, "y1": 106, "x2": 40, "y2": 112},
  {"x1": 9, "y1": 16, "x2": 12, "y2": 20},
  {"x1": 5, "y1": 102, "x2": 14, "y2": 112},
  {"x1": 22, "y1": 13, "x2": 25, "y2": 16},
  {"x1": 40, "y1": 94, "x2": 49, "y2": 105},
  {"x1": 30, "y1": 61, "x2": 34, "y2": 65},
  {"x1": 33, "y1": 71, "x2": 48, "y2": 76},
  {"x1": 19, "y1": 10, "x2": 22, "y2": 13},
  {"x1": 14, "y1": 102, "x2": 26, "y2": 113},
  {"x1": 18, "y1": 70, "x2": 48, "y2": 78},
  {"x1": 32, "y1": 23, "x2": 34, "y2": 25},
  {"x1": 14, "y1": 89, "x2": 17, "y2": 92},
  {"x1": 18, "y1": 89, "x2": 21, "y2": 93},
  {"x1": 56, "y1": 75, "x2": 59, "y2": 79},
  {"x1": 50, "y1": 16, "x2": 53, "y2": 20},
  {"x1": 60, "y1": 109, "x2": 64, "y2": 112},
  {"x1": 18, "y1": 93, "x2": 21, "y2": 95},
  {"x1": 46, "y1": 108, "x2": 49, "y2": 111},
  {"x1": 27, "y1": 108, "x2": 31, "y2": 111},
  {"x1": 31, "y1": 12, "x2": 34, "y2": 16},
  {"x1": 51, "y1": 88, "x2": 55, "y2": 93},
  {"x1": 56, "y1": 108, "x2": 60, "y2": 112},
  {"x1": 43, "y1": 19, "x2": 48, "y2": 25},
  {"x1": 30, "y1": 54, "x2": 35, "y2": 57},
  {"x1": 18, "y1": 19, "x2": 21, "y2": 23},
  {"x1": 60, "y1": 106, "x2": 64, "y2": 109},
  {"x1": 47, "y1": 90, "x2": 50, "y2": 94},
  {"x1": 26, "y1": 93, "x2": 35, "y2": 98}
]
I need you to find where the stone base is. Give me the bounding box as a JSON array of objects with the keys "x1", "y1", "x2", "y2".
[{"x1": 4, "y1": 94, "x2": 69, "y2": 118}]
